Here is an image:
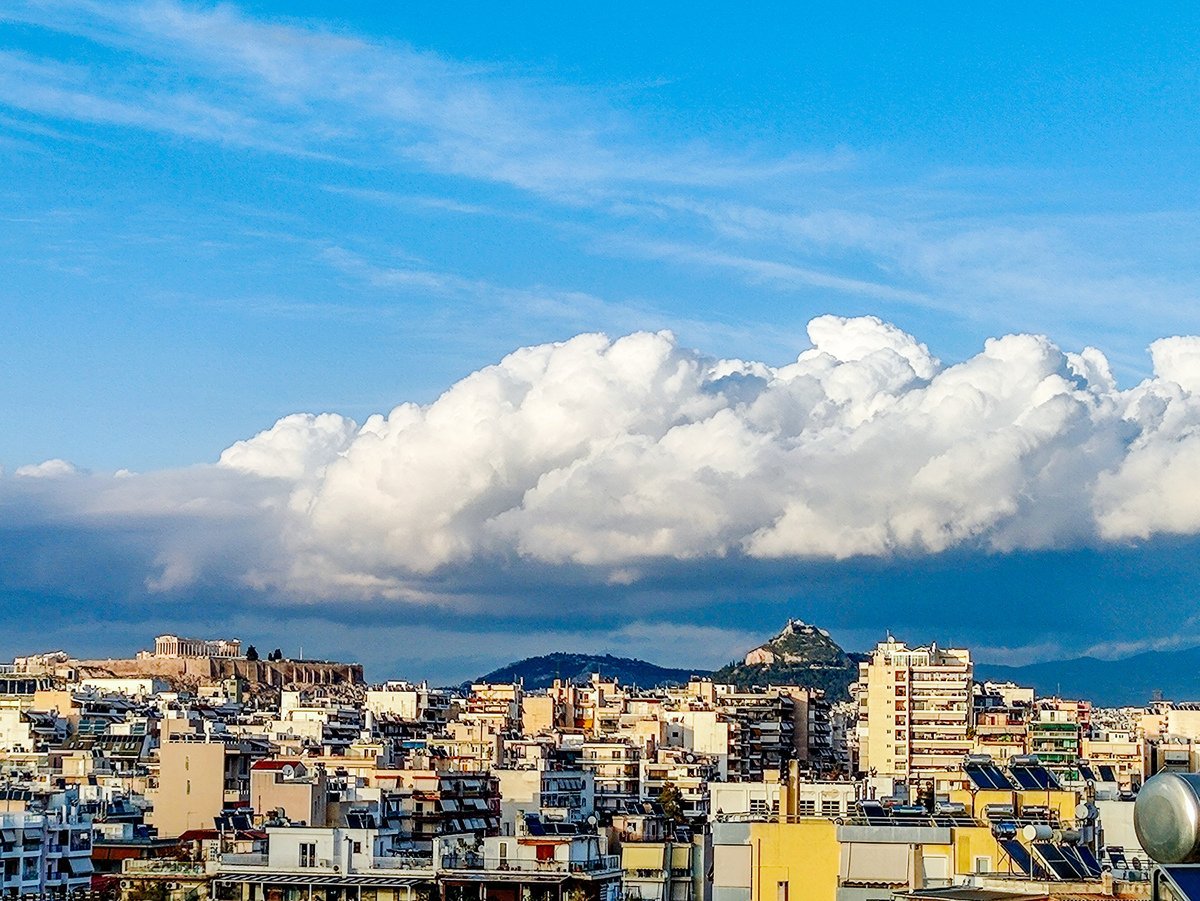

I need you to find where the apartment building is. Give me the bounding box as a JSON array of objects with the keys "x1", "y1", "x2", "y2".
[
  {"x1": 0, "y1": 799, "x2": 93, "y2": 897},
  {"x1": 1029, "y1": 700, "x2": 1087, "y2": 776},
  {"x1": 494, "y1": 767, "x2": 594, "y2": 835},
  {"x1": 214, "y1": 822, "x2": 435, "y2": 901},
  {"x1": 441, "y1": 823, "x2": 622, "y2": 901},
  {"x1": 581, "y1": 741, "x2": 642, "y2": 813},
  {"x1": 249, "y1": 759, "x2": 327, "y2": 827},
  {"x1": 467, "y1": 682, "x2": 524, "y2": 734},
  {"x1": 640, "y1": 749, "x2": 714, "y2": 822},
  {"x1": 855, "y1": 637, "x2": 973, "y2": 785},
  {"x1": 150, "y1": 733, "x2": 270, "y2": 838},
  {"x1": 1082, "y1": 730, "x2": 1143, "y2": 790},
  {"x1": 405, "y1": 772, "x2": 501, "y2": 847}
]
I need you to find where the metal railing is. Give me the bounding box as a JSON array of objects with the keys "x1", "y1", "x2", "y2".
[
  {"x1": 439, "y1": 854, "x2": 619, "y2": 874},
  {"x1": 219, "y1": 853, "x2": 269, "y2": 866},
  {"x1": 123, "y1": 860, "x2": 209, "y2": 876},
  {"x1": 371, "y1": 856, "x2": 434, "y2": 870}
]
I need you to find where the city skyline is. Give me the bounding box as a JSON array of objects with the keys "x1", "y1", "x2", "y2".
[{"x1": 3, "y1": 3, "x2": 1200, "y2": 680}]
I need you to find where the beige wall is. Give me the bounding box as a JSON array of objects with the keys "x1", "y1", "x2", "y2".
[
  {"x1": 521, "y1": 696, "x2": 556, "y2": 735},
  {"x1": 251, "y1": 767, "x2": 326, "y2": 827},
  {"x1": 153, "y1": 742, "x2": 227, "y2": 838}
]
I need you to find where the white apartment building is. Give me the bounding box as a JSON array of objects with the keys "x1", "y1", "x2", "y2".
[
  {"x1": 856, "y1": 637, "x2": 973, "y2": 784},
  {"x1": 0, "y1": 805, "x2": 94, "y2": 896}
]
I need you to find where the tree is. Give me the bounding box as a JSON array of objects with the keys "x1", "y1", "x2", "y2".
[
  {"x1": 269, "y1": 648, "x2": 283, "y2": 661},
  {"x1": 245, "y1": 645, "x2": 259, "y2": 661},
  {"x1": 917, "y1": 780, "x2": 935, "y2": 813},
  {"x1": 658, "y1": 781, "x2": 686, "y2": 824}
]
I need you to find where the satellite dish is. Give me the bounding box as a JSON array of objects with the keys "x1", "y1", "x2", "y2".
[{"x1": 587, "y1": 815, "x2": 598, "y2": 826}]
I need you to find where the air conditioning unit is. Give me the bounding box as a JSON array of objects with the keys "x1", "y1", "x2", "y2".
[{"x1": 165, "y1": 881, "x2": 181, "y2": 890}]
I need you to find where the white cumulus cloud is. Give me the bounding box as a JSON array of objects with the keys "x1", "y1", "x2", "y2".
[
  {"x1": 9, "y1": 315, "x2": 1200, "y2": 601},
  {"x1": 13, "y1": 459, "x2": 79, "y2": 479},
  {"x1": 192, "y1": 315, "x2": 1200, "y2": 595}
]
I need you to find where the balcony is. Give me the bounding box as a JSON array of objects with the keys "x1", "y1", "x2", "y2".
[
  {"x1": 439, "y1": 854, "x2": 620, "y2": 877},
  {"x1": 218, "y1": 854, "x2": 271, "y2": 868},
  {"x1": 124, "y1": 860, "x2": 210, "y2": 876}
]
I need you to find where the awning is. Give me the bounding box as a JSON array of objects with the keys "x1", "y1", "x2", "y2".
[
  {"x1": 216, "y1": 874, "x2": 430, "y2": 888},
  {"x1": 63, "y1": 856, "x2": 95, "y2": 876},
  {"x1": 1, "y1": 830, "x2": 17, "y2": 843},
  {"x1": 840, "y1": 843, "x2": 911, "y2": 884}
]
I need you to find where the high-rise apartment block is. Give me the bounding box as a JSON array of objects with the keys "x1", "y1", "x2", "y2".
[{"x1": 855, "y1": 637, "x2": 973, "y2": 784}]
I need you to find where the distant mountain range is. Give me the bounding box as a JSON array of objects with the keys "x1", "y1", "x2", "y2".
[
  {"x1": 473, "y1": 620, "x2": 864, "y2": 699},
  {"x1": 975, "y1": 644, "x2": 1200, "y2": 707},
  {"x1": 471, "y1": 652, "x2": 706, "y2": 691},
  {"x1": 472, "y1": 625, "x2": 1200, "y2": 707}
]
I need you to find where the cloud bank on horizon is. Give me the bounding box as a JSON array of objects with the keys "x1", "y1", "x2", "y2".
[{"x1": 6, "y1": 314, "x2": 1200, "y2": 604}]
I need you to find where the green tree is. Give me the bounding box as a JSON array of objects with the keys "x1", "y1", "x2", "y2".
[
  {"x1": 658, "y1": 781, "x2": 685, "y2": 824},
  {"x1": 245, "y1": 645, "x2": 259, "y2": 661}
]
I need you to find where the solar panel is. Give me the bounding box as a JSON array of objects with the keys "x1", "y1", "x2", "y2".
[
  {"x1": 1098, "y1": 765, "x2": 1117, "y2": 782},
  {"x1": 1012, "y1": 765, "x2": 1059, "y2": 790},
  {"x1": 1161, "y1": 866, "x2": 1200, "y2": 901},
  {"x1": 1060, "y1": 846, "x2": 1093, "y2": 878},
  {"x1": 1077, "y1": 764, "x2": 1097, "y2": 781},
  {"x1": 1074, "y1": 846, "x2": 1102, "y2": 877},
  {"x1": 1106, "y1": 848, "x2": 1127, "y2": 868},
  {"x1": 1033, "y1": 843, "x2": 1085, "y2": 880},
  {"x1": 1000, "y1": 839, "x2": 1033, "y2": 876},
  {"x1": 524, "y1": 814, "x2": 546, "y2": 836},
  {"x1": 965, "y1": 763, "x2": 1011, "y2": 790}
]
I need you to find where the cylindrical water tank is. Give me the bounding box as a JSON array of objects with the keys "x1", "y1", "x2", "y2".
[
  {"x1": 1022, "y1": 823, "x2": 1053, "y2": 841},
  {"x1": 1135, "y1": 772, "x2": 1200, "y2": 863}
]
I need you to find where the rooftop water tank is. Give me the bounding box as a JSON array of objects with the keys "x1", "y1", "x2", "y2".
[{"x1": 1134, "y1": 772, "x2": 1200, "y2": 863}]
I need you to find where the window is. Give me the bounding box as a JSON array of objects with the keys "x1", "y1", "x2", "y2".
[
  {"x1": 749, "y1": 799, "x2": 768, "y2": 815},
  {"x1": 776, "y1": 882, "x2": 788, "y2": 901},
  {"x1": 796, "y1": 800, "x2": 815, "y2": 816},
  {"x1": 299, "y1": 843, "x2": 317, "y2": 867},
  {"x1": 973, "y1": 856, "x2": 991, "y2": 874},
  {"x1": 820, "y1": 799, "x2": 840, "y2": 816},
  {"x1": 352, "y1": 842, "x2": 362, "y2": 854}
]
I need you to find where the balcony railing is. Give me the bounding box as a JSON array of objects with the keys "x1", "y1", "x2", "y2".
[
  {"x1": 372, "y1": 856, "x2": 434, "y2": 870},
  {"x1": 123, "y1": 860, "x2": 209, "y2": 876},
  {"x1": 440, "y1": 854, "x2": 619, "y2": 875},
  {"x1": 219, "y1": 853, "x2": 269, "y2": 867}
]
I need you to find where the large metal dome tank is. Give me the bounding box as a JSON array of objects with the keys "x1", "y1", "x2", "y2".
[{"x1": 1135, "y1": 772, "x2": 1200, "y2": 863}]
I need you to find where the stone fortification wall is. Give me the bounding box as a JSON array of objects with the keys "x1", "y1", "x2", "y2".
[{"x1": 73, "y1": 655, "x2": 363, "y2": 688}]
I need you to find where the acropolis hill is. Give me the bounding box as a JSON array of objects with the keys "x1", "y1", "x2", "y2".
[{"x1": 14, "y1": 634, "x2": 363, "y2": 693}]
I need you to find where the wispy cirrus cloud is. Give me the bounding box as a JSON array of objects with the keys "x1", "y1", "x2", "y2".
[{"x1": 3, "y1": 0, "x2": 1199, "y2": 379}]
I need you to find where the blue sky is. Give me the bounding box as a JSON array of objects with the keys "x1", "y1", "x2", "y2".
[{"x1": 2, "y1": 3, "x2": 1200, "y2": 681}]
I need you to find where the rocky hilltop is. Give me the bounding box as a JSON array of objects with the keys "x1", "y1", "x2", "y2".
[{"x1": 712, "y1": 619, "x2": 863, "y2": 699}]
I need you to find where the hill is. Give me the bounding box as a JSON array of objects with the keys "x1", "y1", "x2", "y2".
[
  {"x1": 472, "y1": 652, "x2": 707, "y2": 691},
  {"x1": 975, "y1": 644, "x2": 1200, "y2": 707},
  {"x1": 711, "y1": 619, "x2": 863, "y2": 700}
]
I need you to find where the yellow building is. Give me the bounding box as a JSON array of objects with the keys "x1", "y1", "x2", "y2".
[
  {"x1": 856, "y1": 638, "x2": 973, "y2": 785},
  {"x1": 621, "y1": 840, "x2": 696, "y2": 901},
  {"x1": 710, "y1": 816, "x2": 1014, "y2": 901}
]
